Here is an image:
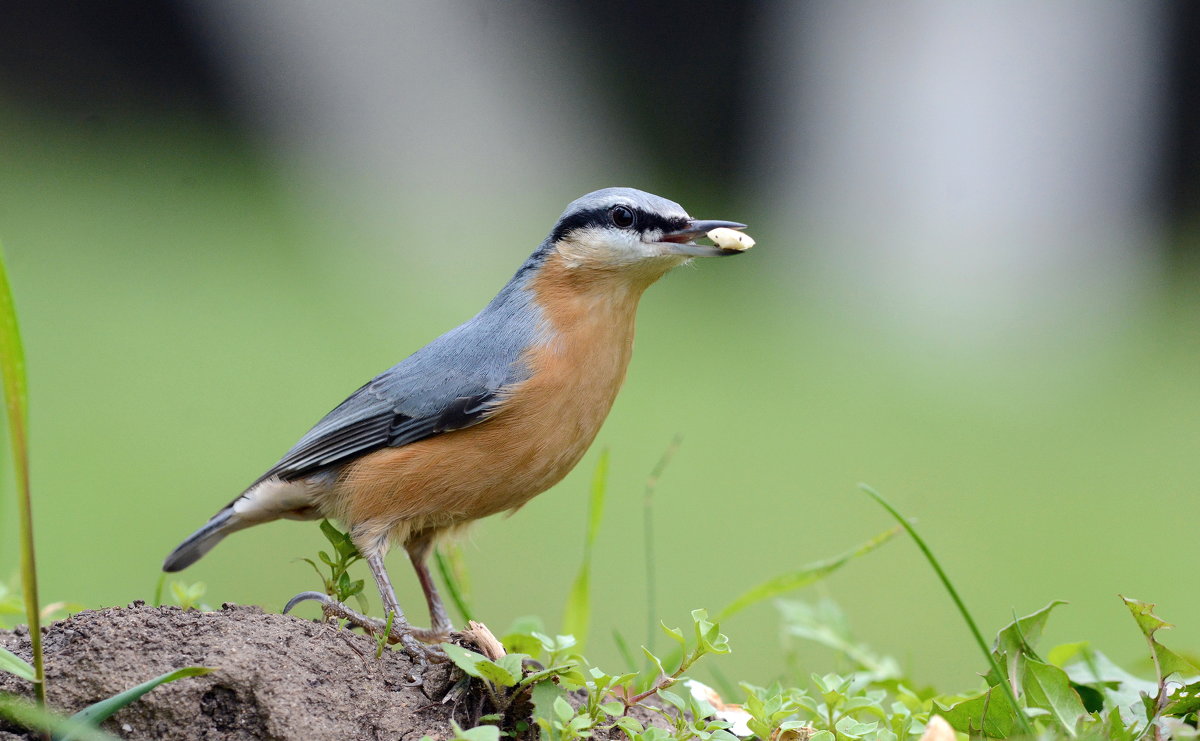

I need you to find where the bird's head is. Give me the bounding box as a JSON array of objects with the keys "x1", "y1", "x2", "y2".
[{"x1": 545, "y1": 188, "x2": 747, "y2": 281}]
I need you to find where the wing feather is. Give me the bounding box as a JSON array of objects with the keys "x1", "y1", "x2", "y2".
[
  {"x1": 254, "y1": 387, "x2": 499, "y2": 485},
  {"x1": 245, "y1": 271, "x2": 543, "y2": 489}
]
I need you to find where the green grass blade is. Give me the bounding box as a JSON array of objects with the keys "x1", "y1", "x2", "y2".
[
  {"x1": 0, "y1": 242, "x2": 44, "y2": 706},
  {"x1": 718, "y1": 526, "x2": 900, "y2": 620},
  {"x1": 561, "y1": 448, "x2": 609, "y2": 648},
  {"x1": 152, "y1": 574, "x2": 166, "y2": 608},
  {"x1": 612, "y1": 628, "x2": 637, "y2": 672},
  {"x1": 0, "y1": 695, "x2": 119, "y2": 741},
  {"x1": 643, "y1": 435, "x2": 681, "y2": 654},
  {"x1": 63, "y1": 666, "x2": 213, "y2": 738},
  {"x1": 434, "y1": 545, "x2": 475, "y2": 624},
  {"x1": 0, "y1": 647, "x2": 35, "y2": 681},
  {"x1": 857, "y1": 483, "x2": 1035, "y2": 737}
]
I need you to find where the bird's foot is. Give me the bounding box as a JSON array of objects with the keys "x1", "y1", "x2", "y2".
[{"x1": 283, "y1": 591, "x2": 448, "y2": 681}]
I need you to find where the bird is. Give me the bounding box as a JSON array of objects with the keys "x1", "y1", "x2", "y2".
[{"x1": 162, "y1": 187, "x2": 749, "y2": 663}]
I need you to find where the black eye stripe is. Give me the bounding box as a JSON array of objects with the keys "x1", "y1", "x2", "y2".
[{"x1": 549, "y1": 206, "x2": 688, "y2": 244}]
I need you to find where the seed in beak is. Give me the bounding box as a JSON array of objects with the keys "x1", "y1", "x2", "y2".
[{"x1": 707, "y1": 227, "x2": 755, "y2": 252}]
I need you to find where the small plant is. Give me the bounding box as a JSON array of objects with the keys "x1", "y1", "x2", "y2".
[
  {"x1": 301, "y1": 519, "x2": 368, "y2": 612},
  {"x1": 439, "y1": 609, "x2": 737, "y2": 740},
  {"x1": 169, "y1": 580, "x2": 209, "y2": 611},
  {"x1": 375, "y1": 611, "x2": 395, "y2": 659},
  {"x1": 427, "y1": 481, "x2": 1200, "y2": 740},
  {"x1": 735, "y1": 592, "x2": 1200, "y2": 740}
]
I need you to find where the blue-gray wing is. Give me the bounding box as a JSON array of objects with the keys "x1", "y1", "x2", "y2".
[
  {"x1": 254, "y1": 373, "x2": 501, "y2": 485},
  {"x1": 249, "y1": 264, "x2": 544, "y2": 486}
]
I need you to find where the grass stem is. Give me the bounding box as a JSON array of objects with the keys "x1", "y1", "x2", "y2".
[
  {"x1": 0, "y1": 243, "x2": 45, "y2": 707},
  {"x1": 643, "y1": 435, "x2": 681, "y2": 654},
  {"x1": 857, "y1": 483, "x2": 1034, "y2": 737}
]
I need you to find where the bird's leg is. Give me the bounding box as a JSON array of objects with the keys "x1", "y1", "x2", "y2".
[
  {"x1": 363, "y1": 550, "x2": 448, "y2": 664},
  {"x1": 285, "y1": 546, "x2": 447, "y2": 670},
  {"x1": 283, "y1": 591, "x2": 442, "y2": 683},
  {"x1": 405, "y1": 535, "x2": 453, "y2": 642},
  {"x1": 366, "y1": 551, "x2": 408, "y2": 626}
]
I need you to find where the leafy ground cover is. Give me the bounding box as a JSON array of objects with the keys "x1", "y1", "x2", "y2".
[{"x1": 1, "y1": 554, "x2": 1197, "y2": 739}]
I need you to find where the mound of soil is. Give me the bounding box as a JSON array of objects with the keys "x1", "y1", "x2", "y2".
[{"x1": 0, "y1": 603, "x2": 640, "y2": 740}]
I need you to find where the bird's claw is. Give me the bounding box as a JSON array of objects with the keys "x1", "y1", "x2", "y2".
[
  {"x1": 283, "y1": 591, "x2": 449, "y2": 677},
  {"x1": 283, "y1": 591, "x2": 331, "y2": 615}
]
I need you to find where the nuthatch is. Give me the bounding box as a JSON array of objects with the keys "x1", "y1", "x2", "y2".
[{"x1": 163, "y1": 188, "x2": 748, "y2": 660}]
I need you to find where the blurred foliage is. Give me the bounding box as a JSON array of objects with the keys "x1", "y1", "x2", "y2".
[{"x1": 437, "y1": 597, "x2": 1200, "y2": 739}]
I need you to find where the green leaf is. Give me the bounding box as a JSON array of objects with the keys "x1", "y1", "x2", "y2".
[
  {"x1": 64, "y1": 667, "x2": 213, "y2": 738},
  {"x1": 641, "y1": 646, "x2": 667, "y2": 678},
  {"x1": 660, "y1": 621, "x2": 685, "y2": 646},
  {"x1": 834, "y1": 716, "x2": 878, "y2": 739},
  {"x1": 440, "y1": 643, "x2": 517, "y2": 687},
  {"x1": 718, "y1": 526, "x2": 899, "y2": 619},
  {"x1": 987, "y1": 600, "x2": 1068, "y2": 690},
  {"x1": 1101, "y1": 705, "x2": 1139, "y2": 741},
  {"x1": 519, "y1": 662, "x2": 580, "y2": 688},
  {"x1": 300, "y1": 558, "x2": 323, "y2": 579},
  {"x1": 493, "y1": 653, "x2": 527, "y2": 686},
  {"x1": 449, "y1": 720, "x2": 500, "y2": 741},
  {"x1": 0, "y1": 647, "x2": 35, "y2": 681},
  {"x1": 0, "y1": 240, "x2": 29, "y2": 536},
  {"x1": 689, "y1": 609, "x2": 730, "y2": 656},
  {"x1": 1054, "y1": 643, "x2": 1156, "y2": 725},
  {"x1": 811, "y1": 673, "x2": 850, "y2": 705},
  {"x1": 319, "y1": 519, "x2": 342, "y2": 547},
  {"x1": 613, "y1": 715, "x2": 644, "y2": 735},
  {"x1": 531, "y1": 679, "x2": 565, "y2": 726},
  {"x1": 1121, "y1": 596, "x2": 1198, "y2": 681},
  {"x1": 0, "y1": 695, "x2": 118, "y2": 741},
  {"x1": 940, "y1": 685, "x2": 1022, "y2": 738},
  {"x1": 1022, "y1": 658, "x2": 1086, "y2": 734},
  {"x1": 1163, "y1": 680, "x2": 1200, "y2": 718},
  {"x1": 442, "y1": 643, "x2": 489, "y2": 679},
  {"x1": 567, "y1": 712, "x2": 593, "y2": 732},
  {"x1": 657, "y1": 688, "x2": 687, "y2": 712},
  {"x1": 561, "y1": 449, "x2": 609, "y2": 649},
  {"x1": 1, "y1": 241, "x2": 43, "y2": 703},
  {"x1": 553, "y1": 695, "x2": 575, "y2": 722},
  {"x1": 994, "y1": 600, "x2": 1067, "y2": 659}
]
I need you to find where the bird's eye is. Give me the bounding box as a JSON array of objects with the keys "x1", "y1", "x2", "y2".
[{"x1": 609, "y1": 205, "x2": 635, "y2": 229}]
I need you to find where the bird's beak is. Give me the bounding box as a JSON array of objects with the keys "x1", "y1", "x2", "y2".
[{"x1": 657, "y1": 219, "x2": 749, "y2": 257}]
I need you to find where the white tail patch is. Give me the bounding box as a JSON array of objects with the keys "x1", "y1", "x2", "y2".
[{"x1": 231, "y1": 477, "x2": 324, "y2": 524}]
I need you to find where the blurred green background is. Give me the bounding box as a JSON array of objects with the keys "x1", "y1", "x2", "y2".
[{"x1": 1, "y1": 2, "x2": 1198, "y2": 692}]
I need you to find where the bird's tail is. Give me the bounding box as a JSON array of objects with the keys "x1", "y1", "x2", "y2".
[
  {"x1": 162, "y1": 477, "x2": 325, "y2": 572},
  {"x1": 162, "y1": 507, "x2": 244, "y2": 572}
]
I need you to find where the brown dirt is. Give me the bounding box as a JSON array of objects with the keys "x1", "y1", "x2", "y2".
[{"x1": 0, "y1": 603, "x2": 659, "y2": 740}]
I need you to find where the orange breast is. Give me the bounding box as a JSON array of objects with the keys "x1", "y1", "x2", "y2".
[{"x1": 332, "y1": 254, "x2": 655, "y2": 546}]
